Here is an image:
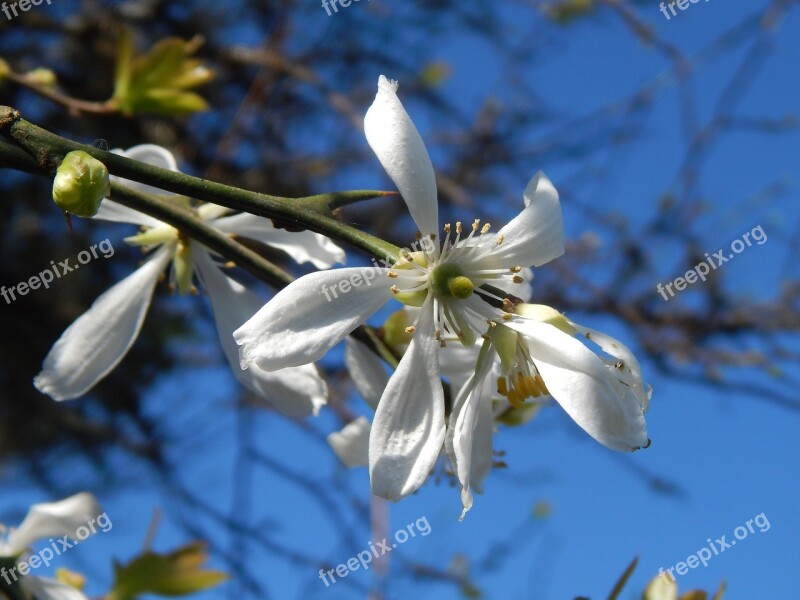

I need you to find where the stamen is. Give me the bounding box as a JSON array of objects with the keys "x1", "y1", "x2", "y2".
[
  {"x1": 405, "y1": 326, "x2": 417, "y2": 334},
  {"x1": 456, "y1": 222, "x2": 463, "y2": 234},
  {"x1": 224, "y1": 261, "x2": 236, "y2": 269},
  {"x1": 481, "y1": 223, "x2": 491, "y2": 234},
  {"x1": 497, "y1": 377, "x2": 508, "y2": 395},
  {"x1": 502, "y1": 298, "x2": 515, "y2": 312},
  {"x1": 390, "y1": 285, "x2": 400, "y2": 294},
  {"x1": 495, "y1": 234, "x2": 505, "y2": 246},
  {"x1": 510, "y1": 266, "x2": 522, "y2": 273},
  {"x1": 502, "y1": 313, "x2": 513, "y2": 321},
  {"x1": 512, "y1": 275, "x2": 524, "y2": 284},
  {"x1": 472, "y1": 219, "x2": 480, "y2": 232},
  {"x1": 444, "y1": 223, "x2": 451, "y2": 233},
  {"x1": 388, "y1": 271, "x2": 398, "y2": 278}
]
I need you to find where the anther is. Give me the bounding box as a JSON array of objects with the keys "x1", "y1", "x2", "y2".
[
  {"x1": 388, "y1": 271, "x2": 398, "y2": 278},
  {"x1": 502, "y1": 313, "x2": 513, "y2": 321},
  {"x1": 224, "y1": 261, "x2": 236, "y2": 269},
  {"x1": 512, "y1": 275, "x2": 524, "y2": 284},
  {"x1": 510, "y1": 266, "x2": 522, "y2": 273},
  {"x1": 456, "y1": 222, "x2": 462, "y2": 234},
  {"x1": 405, "y1": 326, "x2": 417, "y2": 334},
  {"x1": 472, "y1": 219, "x2": 480, "y2": 232},
  {"x1": 390, "y1": 285, "x2": 400, "y2": 294},
  {"x1": 444, "y1": 223, "x2": 451, "y2": 233},
  {"x1": 496, "y1": 234, "x2": 505, "y2": 245},
  {"x1": 481, "y1": 223, "x2": 491, "y2": 234}
]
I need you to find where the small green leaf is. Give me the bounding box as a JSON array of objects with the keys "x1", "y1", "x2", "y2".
[{"x1": 109, "y1": 542, "x2": 227, "y2": 600}]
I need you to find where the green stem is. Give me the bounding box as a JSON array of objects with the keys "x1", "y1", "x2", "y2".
[
  {"x1": 0, "y1": 106, "x2": 402, "y2": 264},
  {"x1": 109, "y1": 182, "x2": 293, "y2": 288}
]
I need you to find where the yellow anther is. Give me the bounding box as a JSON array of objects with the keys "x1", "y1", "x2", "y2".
[
  {"x1": 512, "y1": 275, "x2": 524, "y2": 284},
  {"x1": 444, "y1": 223, "x2": 451, "y2": 233},
  {"x1": 390, "y1": 285, "x2": 400, "y2": 294},
  {"x1": 481, "y1": 223, "x2": 491, "y2": 234},
  {"x1": 224, "y1": 261, "x2": 236, "y2": 269},
  {"x1": 405, "y1": 326, "x2": 417, "y2": 334},
  {"x1": 502, "y1": 298, "x2": 515, "y2": 312},
  {"x1": 472, "y1": 219, "x2": 480, "y2": 232},
  {"x1": 456, "y1": 221, "x2": 463, "y2": 234},
  {"x1": 496, "y1": 234, "x2": 505, "y2": 245},
  {"x1": 497, "y1": 377, "x2": 508, "y2": 396},
  {"x1": 388, "y1": 271, "x2": 398, "y2": 278},
  {"x1": 502, "y1": 313, "x2": 513, "y2": 321},
  {"x1": 535, "y1": 374, "x2": 549, "y2": 396},
  {"x1": 511, "y1": 266, "x2": 522, "y2": 273},
  {"x1": 486, "y1": 319, "x2": 497, "y2": 327}
]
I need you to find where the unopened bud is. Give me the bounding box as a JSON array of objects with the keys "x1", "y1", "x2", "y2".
[{"x1": 52, "y1": 151, "x2": 110, "y2": 218}]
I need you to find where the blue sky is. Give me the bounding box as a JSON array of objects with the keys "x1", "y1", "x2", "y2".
[{"x1": 2, "y1": 0, "x2": 799, "y2": 599}]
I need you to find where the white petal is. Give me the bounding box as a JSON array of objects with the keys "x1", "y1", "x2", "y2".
[
  {"x1": 369, "y1": 299, "x2": 445, "y2": 500},
  {"x1": 328, "y1": 417, "x2": 371, "y2": 468},
  {"x1": 235, "y1": 268, "x2": 392, "y2": 371},
  {"x1": 447, "y1": 341, "x2": 495, "y2": 519},
  {"x1": 571, "y1": 322, "x2": 651, "y2": 412},
  {"x1": 22, "y1": 576, "x2": 90, "y2": 600},
  {"x1": 364, "y1": 75, "x2": 439, "y2": 237},
  {"x1": 484, "y1": 172, "x2": 564, "y2": 268},
  {"x1": 212, "y1": 213, "x2": 346, "y2": 269},
  {"x1": 344, "y1": 338, "x2": 389, "y2": 410},
  {"x1": 109, "y1": 144, "x2": 180, "y2": 198},
  {"x1": 6, "y1": 493, "x2": 102, "y2": 555},
  {"x1": 194, "y1": 247, "x2": 326, "y2": 417},
  {"x1": 93, "y1": 198, "x2": 164, "y2": 228},
  {"x1": 34, "y1": 247, "x2": 172, "y2": 401},
  {"x1": 506, "y1": 319, "x2": 648, "y2": 451}
]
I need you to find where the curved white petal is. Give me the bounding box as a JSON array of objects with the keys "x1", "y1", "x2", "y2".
[
  {"x1": 212, "y1": 213, "x2": 346, "y2": 269},
  {"x1": 109, "y1": 144, "x2": 180, "y2": 198},
  {"x1": 369, "y1": 299, "x2": 445, "y2": 501},
  {"x1": 506, "y1": 319, "x2": 648, "y2": 451},
  {"x1": 483, "y1": 172, "x2": 564, "y2": 268},
  {"x1": 234, "y1": 268, "x2": 392, "y2": 371},
  {"x1": 447, "y1": 341, "x2": 496, "y2": 519},
  {"x1": 22, "y1": 576, "x2": 90, "y2": 600},
  {"x1": 194, "y1": 247, "x2": 326, "y2": 417},
  {"x1": 364, "y1": 75, "x2": 439, "y2": 237},
  {"x1": 344, "y1": 338, "x2": 389, "y2": 411},
  {"x1": 571, "y1": 322, "x2": 652, "y2": 413},
  {"x1": 93, "y1": 198, "x2": 164, "y2": 228},
  {"x1": 34, "y1": 247, "x2": 172, "y2": 401},
  {"x1": 6, "y1": 493, "x2": 102, "y2": 555},
  {"x1": 328, "y1": 416, "x2": 371, "y2": 468}
]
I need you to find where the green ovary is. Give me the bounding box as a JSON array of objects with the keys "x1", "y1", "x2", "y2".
[{"x1": 430, "y1": 263, "x2": 474, "y2": 300}]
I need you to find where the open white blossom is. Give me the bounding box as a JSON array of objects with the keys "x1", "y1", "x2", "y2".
[
  {"x1": 34, "y1": 144, "x2": 340, "y2": 418},
  {"x1": 235, "y1": 76, "x2": 565, "y2": 502},
  {"x1": 1, "y1": 493, "x2": 103, "y2": 600},
  {"x1": 449, "y1": 304, "x2": 650, "y2": 518}
]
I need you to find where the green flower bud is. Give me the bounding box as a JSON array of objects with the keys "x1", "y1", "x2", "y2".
[{"x1": 52, "y1": 151, "x2": 110, "y2": 218}]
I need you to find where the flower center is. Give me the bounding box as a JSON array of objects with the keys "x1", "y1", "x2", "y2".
[{"x1": 430, "y1": 263, "x2": 474, "y2": 300}]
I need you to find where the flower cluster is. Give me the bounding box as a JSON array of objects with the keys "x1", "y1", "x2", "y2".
[{"x1": 35, "y1": 76, "x2": 651, "y2": 519}]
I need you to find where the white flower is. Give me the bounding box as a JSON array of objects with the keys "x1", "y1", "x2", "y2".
[
  {"x1": 235, "y1": 76, "x2": 565, "y2": 501},
  {"x1": 449, "y1": 304, "x2": 650, "y2": 518},
  {"x1": 1, "y1": 493, "x2": 102, "y2": 600},
  {"x1": 34, "y1": 144, "x2": 341, "y2": 417}
]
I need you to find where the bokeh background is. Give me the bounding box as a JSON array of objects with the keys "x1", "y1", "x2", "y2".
[{"x1": 1, "y1": 0, "x2": 798, "y2": 598}]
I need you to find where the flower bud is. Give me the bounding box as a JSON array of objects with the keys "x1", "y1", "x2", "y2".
[{"x1": 52, "y1": 151, "x2": 110, "y2": 218}]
